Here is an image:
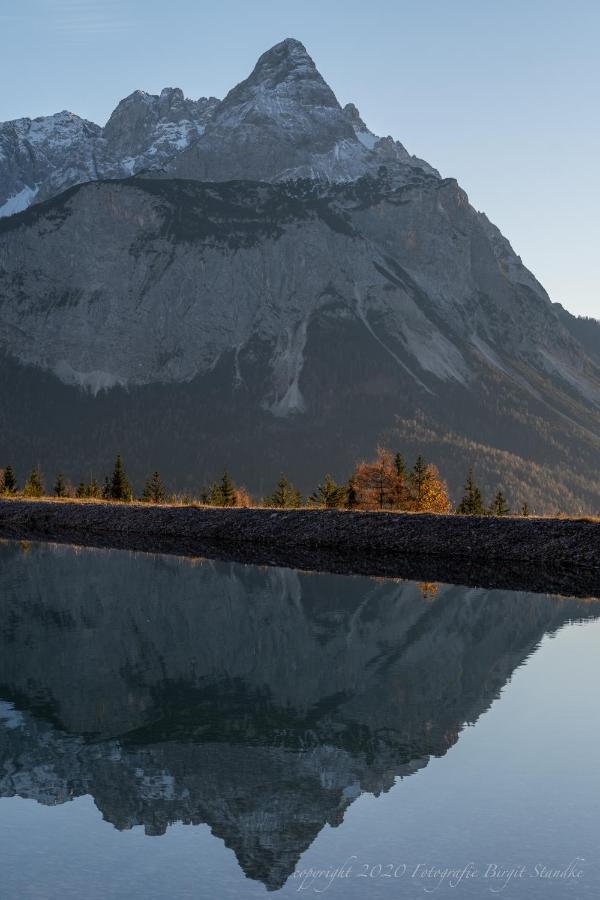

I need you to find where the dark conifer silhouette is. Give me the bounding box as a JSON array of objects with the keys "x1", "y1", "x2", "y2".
[
  {"x1": 3, "y1": 464, "x2": 17, "y2": 494},
  {"x1": 346, "y1": 476, "x2": 359, "y2": 509},
  {"x1": 309, "y1": 475, "x2": 346, "y2": 508},
  {"x1": 490, "y1": 490, "x2": 511, "y2": 516},
  {"x1": 394, "y1": 452, "x2": 406, "y2": 478},
  {"x1": 109, "y1": 455, "x2": 132, "y2": 501},
  {"x1": 457, "y1": 468, "x2": 486, "y2": 515},
  {"x1": 23, "y1": 467, "x2": 44, "y2": 498},
  {"x1": 219, "y1": 469, "x2": 236, "y2": 507},
  {"x1": 268, "y1": 475, "x2": 302, "y2": 508},
  {"x1": 409, "y1": 455, "x2": 429, "y2": 509},
  {"x1": 54, "y1": 473, "x2": 68, "y2": 498},
  {"x1": 142, "y1": 471, "x2": 166, "y2": 504}
]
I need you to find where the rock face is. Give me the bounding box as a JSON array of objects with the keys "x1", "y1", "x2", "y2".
[
  {"x1": 0, "y1": 39, "x2": 598, "y2": 510},
  {"x1": 0, "y1": 541, "x2": 597, "y2": 890},
  {"x1": 165, "y1": 39, "x2": 435, "y2": 183},
  {"x1": 0, "y1": 91, "x2": 218, "y2": 215}
]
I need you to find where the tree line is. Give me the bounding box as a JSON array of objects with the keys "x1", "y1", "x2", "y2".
[{"x1": 0, "y1": 449, "x2": 529, "y2": 515}]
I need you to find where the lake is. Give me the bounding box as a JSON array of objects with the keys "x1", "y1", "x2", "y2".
[{"x1": 0, "y1": 539, "x2": 598, "y2": 898}]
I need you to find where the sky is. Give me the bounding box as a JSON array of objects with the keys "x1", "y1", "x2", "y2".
[{"x1": 1, "y1": 0, "x2": 598, "y2": 319}]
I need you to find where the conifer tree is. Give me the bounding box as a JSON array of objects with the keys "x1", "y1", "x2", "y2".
[
  {"x1": 219, "y1": 469, "x2": 236, "y2": 507},
  {"x1": 394, "y1": 452, "x2": 406, "y2": 478},
  {"x1": 412, "y1": 463, "x2": 452, "y2": 513},
  {"x1": 489, "y1": 490, "x2": 510, "y2": 516},
  {"x1": 142, "y1": 471, "x2": 166, "y2": 504},
  {"x1": 346, "y1": 476, "x2": 359, "y2": 510},
  {"x1": 409, "y1": 455, "x2": 429, "y2": 510},
  {"x1": 3, "y1": 464, "x2": 17, "y2": 494},
  {"x1": 109, "y1": 455, "x2": 132, "y2": 501},
  {"x1": 76, "y1": 481, "x2": 87, "y2": 498},
  {"x1": 207, "y1": 469, "x2": 236, "y2": 506},
  {"x1": 310, "y1": 475, "x2": 346, "y2": 508},
  {"x1": 54, "y1": 473, "x2": 68, "y2": 498},
  {"x1": 268, "y1": 475, "x2": 302, "y2": 508},
  {"x1": 521, "y1": 502, "x2": 530, "y2": 517},
  {"x1": 102, "y1": 476, "x2": 111, "y2": 500},
  {"x1": 23, "y1": 467, "x2": 44, "y2": 498},
  {"x1": 88, "y1": 478, "x2": 101, "y2": 499},
  {"x1": 457, "y1": 468, "x2": 485, "y2": 515}
]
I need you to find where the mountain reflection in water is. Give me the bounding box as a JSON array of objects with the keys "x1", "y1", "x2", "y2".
[{"x1": 0, "y1": 540, "x2": 597, "y2": 892}]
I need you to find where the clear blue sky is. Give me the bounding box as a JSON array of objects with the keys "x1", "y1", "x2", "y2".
[{"x1": 1, "y1": 0, "x2": 598, "y2": 319}]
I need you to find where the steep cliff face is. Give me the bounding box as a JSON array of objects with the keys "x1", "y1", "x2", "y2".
[
  {"x1": 0, "y1": 542, "x2": 597, "y2": 889},
  {"x1": 0, "y1": 175, "x2": 598, "y2": 510},
  {"x1": 0, "y1": 39, "x2": 598, "y2": 510}
]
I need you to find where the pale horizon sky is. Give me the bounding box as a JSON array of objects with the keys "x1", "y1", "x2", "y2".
[{"x1": 1, "y1": 0, "x2": 598, "y2": 320}]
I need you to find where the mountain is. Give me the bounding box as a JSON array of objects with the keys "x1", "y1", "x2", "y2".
[
  {"x1": 0, "y1": 541, "x2": 597, "y2": 890},
  {"x1": 0, "y1": 89, "x2": 218, "y2": 216},
  {"x1": 0, "y1": 39, "x2": 598, "y2": 511}
]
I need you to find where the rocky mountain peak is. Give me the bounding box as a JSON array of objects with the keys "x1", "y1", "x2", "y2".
[
  {"x1": 219, "y1": 37, "x2": 340, "y2": 115},
  {"x1": 249, "y1": 37, "x2": 322, "y2": 86}
]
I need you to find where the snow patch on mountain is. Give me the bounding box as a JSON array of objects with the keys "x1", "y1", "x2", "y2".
[
  {"x1": 53, "y1": 361, "x2": 127, "y2": 395},
  {"x1": 0, "y1": 184, "x2": 39, "y2": 216}
]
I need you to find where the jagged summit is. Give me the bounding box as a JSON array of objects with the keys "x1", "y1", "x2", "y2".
[
  {"x1": 217, "y1": 37, "x2": 340, "y2": 118},
  {"x1": 236, "y1": 37, "x2": 332, "y2": 95},
  {"x1": 0, "y1": 37, "x2": 435, "y2": 211}
]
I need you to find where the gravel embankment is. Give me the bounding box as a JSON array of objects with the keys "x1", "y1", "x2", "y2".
[{"x1": 0, "y1": 499, "x2": 598, "y2": 596}]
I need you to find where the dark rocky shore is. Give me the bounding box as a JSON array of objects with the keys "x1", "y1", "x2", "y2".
[{"x1": 0, "y1": 499, "x2": 598, "y2": 597}]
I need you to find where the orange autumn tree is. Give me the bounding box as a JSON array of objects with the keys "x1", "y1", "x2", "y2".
[
  {"x1": 352, "y1": 447, "x2": 451, "y2": 513},
  {"x1": 406, "y1": 455, "x2": 452, "y2": 513},
  {"x1": 353, "y1": 447, "x2": 407, "y2": 510}
]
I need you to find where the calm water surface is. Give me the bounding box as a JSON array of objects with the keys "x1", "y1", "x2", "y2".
[{"x1": 0, "y1": 540, "x2": 598, "y2": 899}]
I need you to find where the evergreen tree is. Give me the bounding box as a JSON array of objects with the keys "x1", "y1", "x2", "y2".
[
  {"x1": 489, "y1": 490, "x2": 510, "y2": 516},
  {"x1": 310, "y1": 474, "x2": 346, "y2": 508},
  {"x1": 268, "y1": 475, "x2": 302, "y2": 508},
  {"x1": 23, "y1": 467, "x2": 44, "y2": 498},
  {"x1": 521, "y1": 502, "x2": 530, "y2": 517},
  {"x1": 3, "y1": 464, "x2": 17, "y2": 494},
  {"x1": 346, "y1": 476, "x2": 359, "y2": 510},
  {"x1": 102, "y1": 476, "x2": 111, "y2": 500},
  {"x1": 409, "y1": 455, "x2": 429, "y2": 510},
  {"x1": 394, "y1": 452, "x2": 406, "y2": 478},
  {"x1": 457, "y1": 468, "x2": 485, "y2": 515},
  {"x1": 142, "y1": 471, "x2": 166, "y2": 504},
  {"x1": 207, "y1": 469, "x2": 236, "y2": 506},
  {"x1": 109, "y1": 454, "x2": 132, "y2": 502},
  {"x1": 76, "y1": 481, "x2": 87, "y2": 498},
  {"x1": 54, "y1": 473, "x2": 68, "y2": 498},
  {"x1": 219, "y1": 469, "x2": 236, "y2": 507},
  {"x1": 88, "y1": 478, "x2": 101, "y2": 499}
]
